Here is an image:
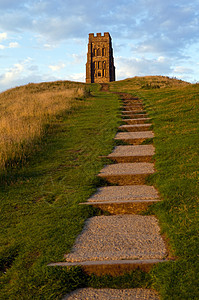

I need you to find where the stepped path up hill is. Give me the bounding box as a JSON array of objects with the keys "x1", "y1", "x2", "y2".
[{"x1": 49, "y1": 91, "x2": 169, "y2": 299}]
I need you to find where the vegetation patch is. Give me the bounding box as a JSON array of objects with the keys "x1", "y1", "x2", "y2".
[
  {"x1": 110, "y1": 77, "x2": 199, "y2": 299},
  {"x1": 1, "y1": 76, "x2": 198, "y2": 299},
  {"x1": 0, "y1": 81, "x2": 88, "y2": 173},
  {"x1": 0, "y1": 83, "x2": 120, "y2": 299}
]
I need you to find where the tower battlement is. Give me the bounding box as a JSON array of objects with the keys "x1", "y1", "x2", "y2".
[{"x1": 86, "y1": 32, "x2": 115, "y2": 83}]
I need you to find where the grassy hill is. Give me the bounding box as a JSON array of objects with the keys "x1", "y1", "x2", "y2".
[
  {"x1": 110, "y1": 77, "x2": 199, "y2": 299},
  {"x1": 110, "y1": 75, "x2": 190, "y2": 91},
  {"x1": 0, "y1": 77, "x2": 198, "y2": 299}
]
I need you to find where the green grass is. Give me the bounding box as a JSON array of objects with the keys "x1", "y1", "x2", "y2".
[
  {"x1": 1, "y1": 77, "x2": 199, "y2": 299},
  {"x1": 0, "y1": 84, "x2": 121, "y2": 299},
  {"x1": 110, "y1": 78, "x2": 199, "y2": 299}
]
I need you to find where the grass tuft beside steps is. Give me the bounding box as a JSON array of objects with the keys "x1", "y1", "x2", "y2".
[
  {"x1": 0, "y1": 83, "x2": 121, "y2": 299},
  {"x1": 110, "y1": 77, "x2": 199, "y2": 299},
  {"x1": 1, "y1": 76, "x2": 199, "y2": 299}
]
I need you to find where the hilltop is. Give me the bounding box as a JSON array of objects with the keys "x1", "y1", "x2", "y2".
[
  {"x1": 110, "y1": 75, "x2": 190, "y2": 91},
  {"x1": 0, "y1": 76, "x2": 198, "y2": 299}
]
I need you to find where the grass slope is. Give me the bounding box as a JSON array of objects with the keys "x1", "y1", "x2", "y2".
[
  {"x1": 110, "y1": 77, "x2": 199, "y2": 299},
  {"x1": 0, "y1": 84, "x2": 120, "y2": 299},
  {"x1": 0, "y1": 81, "x2": 87, "y2": 173},
  {"x1": 1, "y1": 76, "x2": 198, "y2": 299}
]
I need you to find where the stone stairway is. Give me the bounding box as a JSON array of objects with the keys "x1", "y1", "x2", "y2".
[
  {"x1": 119, "y1": 124, "x2": 152, "y2": 131},
  {"x1": 114, "y1": 131, "x2": 154, "y2": 145},
  {"x1": 49, "y1": 93, "x2": 168, "y2": 299},
  {"x1": 64, "y1": 288, "x2": 160, "y2": 299}
]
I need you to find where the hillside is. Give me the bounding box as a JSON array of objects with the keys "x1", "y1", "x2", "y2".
[
  {"x1": 0, "y1": 81, "x2": 87, "y2": 175},
  {"x1": 110, "y1": 76, "x2": 199, "y2": 299},
  {"x1": 0, "y1": 76, "x2": 198, "y2": 299},
  {"x1": 110, "y1": 75, "x2": 190, "y2": 91}
]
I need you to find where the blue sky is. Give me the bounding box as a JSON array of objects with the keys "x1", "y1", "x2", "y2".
[{"x1": 0, "y1": 0, "x2": 199, "y2": 91}]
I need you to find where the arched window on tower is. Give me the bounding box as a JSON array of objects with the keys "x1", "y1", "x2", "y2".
[
  {"x1": 97, "y1": 48, "x2": 101, "y2": 56},
  {"x1": 93, "y1": 49, "x2": 97, "y2": 56},
  {"x1": 102, "y1": 61, "x2": 106, "y2": 68},
  {"x1": 102, "y1": 48, "x2": 105, "y2": 56},
  {"x1": 102, "y1": 69, "x2": 106, "y2": 77},
  {"x1": 98, "y1": 61, "x2": 102, "y2": 69}
]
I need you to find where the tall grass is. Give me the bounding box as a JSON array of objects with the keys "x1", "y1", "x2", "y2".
[
  {"x1": 0, "y1": 82, "x2": 86, "y2": 172},
  {"x1": 109, "y1": 75, "x2": 190, "y2": 92},
  {"x1": 110, "y1": 77, "x2": 199, "y2": 299},
  {"x1": 0, "y1": 85, "x2": 120, "y2": 299}
]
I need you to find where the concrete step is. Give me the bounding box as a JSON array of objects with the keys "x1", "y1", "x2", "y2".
[
  {"x1": 49, "y1": 215, "x2": 167, "y2": 276},
  {"x1": 98, "y1": 162, "x2": 155, "y2": 185},
  {"x1": 80, "y1": 199, "x2": 160, "y2": 215},
  {"x1": 123, "y1": 109, "x2": 144, "y2": 113},
  {"x1": 80, "y1": 182, "x2": 160, "y2": 214},
  {"x1": 119, "y1": 124, "x2": 151, "y2": 132},
  {"x1": 123, "y1": 100, "x2": 142, "y2": 104},
  {"x1": 49, "y1": 259, "x2": 166, "y2": 277},
  {"x1": 123, "y1": 103, "x2": 143, "y2": 110},
  {"x1": 122, "y1": 111, "x2": 145, "y2": 117},
  {"x1": 64, "y1": 288, "x2": 160, "y2": 300},
  {"x1": 114, "y1": 131, "x2": 154, "y2": 145},
  {"x1": 123, "y1": 118, "x2": 151, "y2": 125},
  {"x1": 122, "y1": 113, "x2": 147, "y2": 119},
  {"x1": 107, "y1": 145, "x2": 155, "y2": 162},
  {"x1": 84, "y1": 185, "x2": 160, "y2": 202}
]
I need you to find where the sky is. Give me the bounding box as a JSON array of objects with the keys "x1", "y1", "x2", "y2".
[{"x1": 0, "y1": 0, "x2": 199, "y2": 92}]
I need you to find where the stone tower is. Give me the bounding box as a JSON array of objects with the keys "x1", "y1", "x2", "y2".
[{"x1": 86, "y1": 32, "x2": 115, "y2": 83}]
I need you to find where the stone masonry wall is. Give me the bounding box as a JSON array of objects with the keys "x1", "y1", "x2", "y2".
[{"x1": 86, "y1": 32, "x2": 115, "y2": 83}]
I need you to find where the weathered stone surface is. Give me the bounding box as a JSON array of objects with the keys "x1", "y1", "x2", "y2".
[
  {"x1": 64, "y1": 288, "x2": 160, "y2": 300},
  {"x1": 123, "y1": 105, "x2": 144, "y2": 111},
  {"x1": 122, "y1": 110, "x2": 146, "y2": 116},
  {"x1": 98, "y1": 162, "x2": 155, "y2": 185},
  {"x1": 108, "y1": 145, "x2": 155, "y2": 156},
  {"x1": 86, "y1": 32, "x2": 115, "y2": 83},
  {"x1": 48, "y1": 259, "x2": 166, "y2": 276},
  {"x1": 115, "y1": 131, "x2": 154, "y2": 139},
  {"x1": 114, "y1": 131, "x2": 154, "y2": 145},
  {"x1": 86, "y1": 185, "x2": 159, "y2": 202},
  {"x1": 64, "y1": 215, "x2": 167, "y2": 263},
  {"x1": 107, "y1": 145, "x2": 155, "y2": 162},
  {"x1": 82, "y1": 200, "x2": 160, "y2": 215},
  {"x1": 122, "y1": 113, "x2": 147, "y2": 119},
  {"x1": 123, "y1": 118, "x2": 151, "y2": 124},
  {"x1": 119, "y1": 124, "x2": 151, "y2": 132},
  {"x1": 99, "y1": 162, "x2": 155, "y2": 175}
]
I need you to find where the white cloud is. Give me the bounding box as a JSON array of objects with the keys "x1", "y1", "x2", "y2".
[
  {"x1": 71, "y1": 53, "x2": 85, "y2": 64},
  {"x1": 0, "y1": 0, "x2": 198, "y2": 89},
  {"x1": 157, "y1": 56, "x2": 166, "y2": 62},
  {"x1": 0, "y1": 63, "x2": 24, "y2": 85},
  {"x1": 43, "y1": 43, "x2": 57, "y2": 49},
  {"x1": 9, "y1": 42, "x2": 20, "y2": 48},
  {"x1": 48, "y1": 63, "x2": 66, "y2": 71},
  {"x1": 0, "y1": 42, "x2": 20, "y2": 50},
  {"x1": 173, "y1": 66, "x2": 193, "y2": 74},
  {"x1": 68, "y1": 73, "x2": 85, "y2": 82},
  {"x1": 0, "y1": 32, "x2": 7, "y2": 42},
  {"x1": 115, "y1": 56, "x2": 173, "y2": 80},
  {"x1": 0, "y1": 57, "x2": 39, "y2": 91},
  {"x1": 0, "y1": 31, "x2": 20, "y2": 50}
]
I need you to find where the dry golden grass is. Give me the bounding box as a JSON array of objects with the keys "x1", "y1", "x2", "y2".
[
  {"x1": 110, "y1": 75, "x2": 190, "y2": 92},
  {"x1": 0, "y1": 81, "x2": 87, "y2": 171}
]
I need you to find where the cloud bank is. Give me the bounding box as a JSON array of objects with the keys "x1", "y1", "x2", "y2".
[{"x1": 0, "y1": 0, "x2": 199, "y2": 90}]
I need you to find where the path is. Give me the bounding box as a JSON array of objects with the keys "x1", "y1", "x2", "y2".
[{"x1": 49, "y1": 91, "x2": 168, "y2": 299}]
